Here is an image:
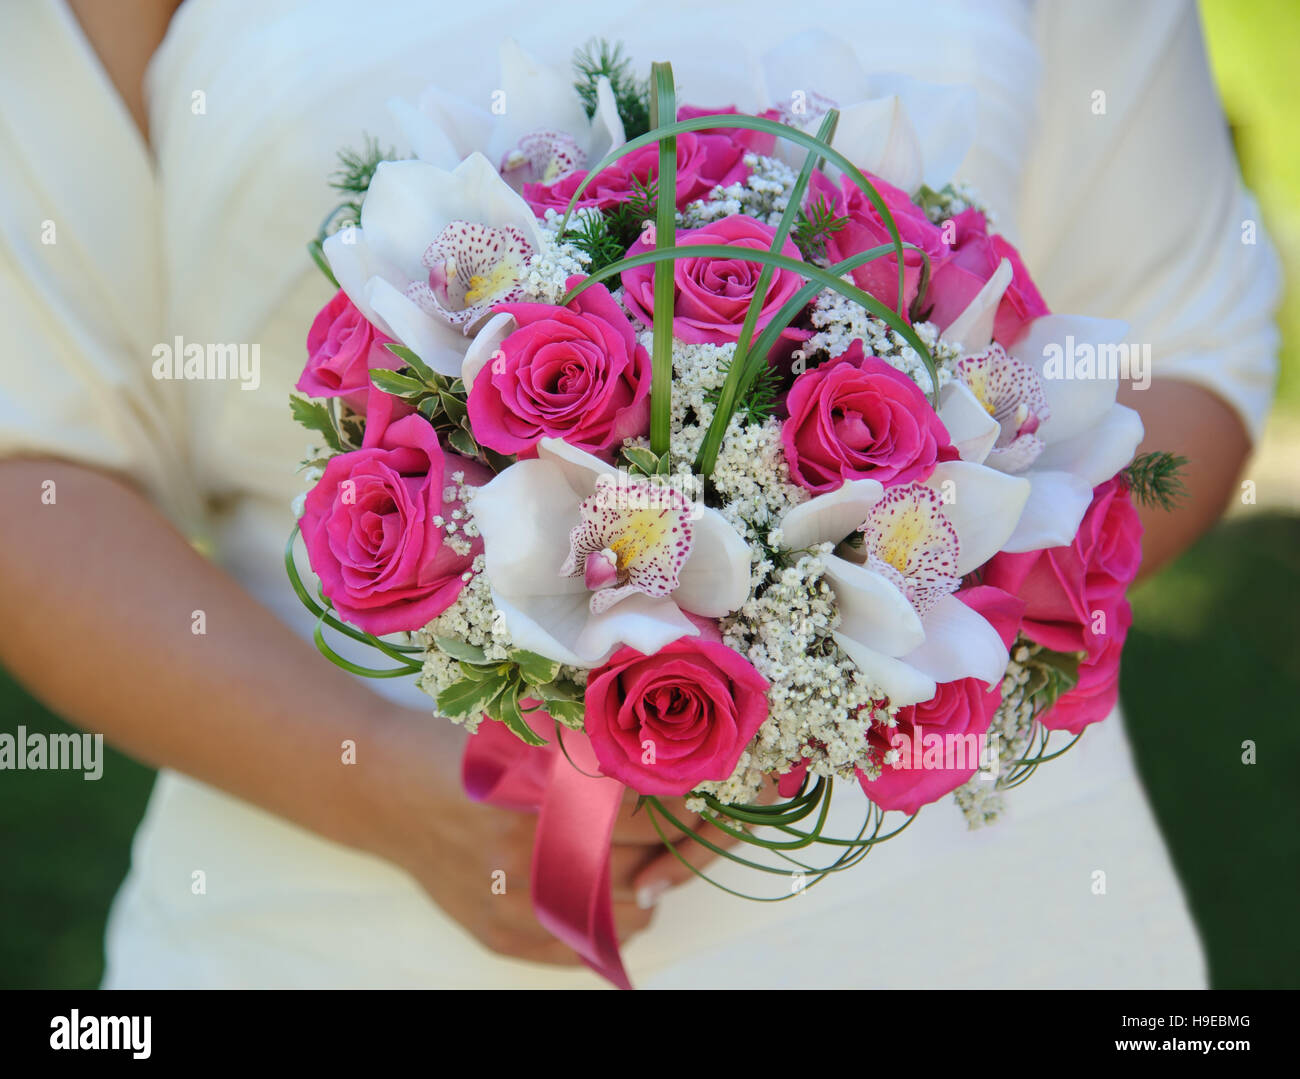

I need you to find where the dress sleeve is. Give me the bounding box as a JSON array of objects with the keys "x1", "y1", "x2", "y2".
[
  {"x1": 0, "y1": 1, "x2": 200, "y2": 530},
  {"x1": 1017, "y1": 0, "x2": 1281, "y2": 443}
]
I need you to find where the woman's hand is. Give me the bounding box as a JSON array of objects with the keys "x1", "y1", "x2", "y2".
[{"x1": 366, "y1": 711, "x2": 738, "y2": 965}]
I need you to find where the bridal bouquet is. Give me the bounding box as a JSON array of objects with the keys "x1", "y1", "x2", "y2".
[{"x1": 286, "y1": 39, "x2": 1184, "y2": 986}]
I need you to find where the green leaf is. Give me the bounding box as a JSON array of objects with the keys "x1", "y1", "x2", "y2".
[
  {"x1": 436, "y1": 673, "x2": 508, "y2": 719},
  {"x1": 621, "y1": 446, "x2": 663, "y2": 476},
  {"x1": 289, "y1": 395, "x2": 343, "y2": 453},
  {"x1": 383, "y1": 342, "x2": 438, "y2": 384},
  {"x1": 433, "y1": 636, "x2": 489, "y2": 664},
  {"x1": 417, "y1": 396, "x2": 440, "y2": 420},
  {"x1": 511, "y1": 649, "x2": 563, "y2": 685},
  {"x1": 1036, "y1": 648, "x2": 1080, "y2": 677},
  {"x1": 438, "y1": 391, "x2": 469, "y2": 426},
  {"x1": 537, "y1": 678, "x2": 584, "y2": 701},
  {"x1": 482, "y1": 448, "x2": 515, "y2": 473},
  {"x1": 543, "y1": 699, "x2": 586, "y2": 726},
  {"x1": 494, "y1": 682, "x2": 550, "y2": 746},
  {"x1": 458, "y1": 661, "x2": 498, "y2": 681},
  {"x1": 370, "y1": 369, "x2": 427, "y2": 397},
  {"x1": 446, "y1": 427, "x2": 479, "y2": 458},
  {"x1": 648, "y1": 62, "x2": 677, "y2": 459}
]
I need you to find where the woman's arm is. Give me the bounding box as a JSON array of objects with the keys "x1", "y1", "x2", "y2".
[{"x1": 0, "y1": 458, "x2": 661, "y2": 963}]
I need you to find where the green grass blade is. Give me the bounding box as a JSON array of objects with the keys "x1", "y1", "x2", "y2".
[
  {"x1": 648, "y1": 62, "x2": 676, "y2": 457},
  {"x1": 698, "y1": 111, "x2": 837, "y2": 476},
  {"x1": 557, "y1": 113, "x2": 910, "y2": 322}
]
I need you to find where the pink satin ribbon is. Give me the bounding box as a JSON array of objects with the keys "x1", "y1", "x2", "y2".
[{"x1": 461, "y1": 711, "x2": 632, "y2": 990}]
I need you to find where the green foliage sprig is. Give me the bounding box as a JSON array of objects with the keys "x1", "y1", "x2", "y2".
[
  {"x1": 432, "y1": 638, "x2": 586, "y2": 744},
  {"x1": 1021, "y1": 645, "x2": 1081, "y2": 712},
  {"x1": 561, "y1": 176, "x2": 657, "y2": 275},
  {"x1": 705, "y1": 361, "x2": 783, "y2": 425},
  {"x1": 792, "y1": 195, "x2": 850, "y2": 261},
  {"x1": 330, "y1": 134, "x2": 395, "y2": 222},
  {"x1": 368, "y1": 344, "x2": 515, "y2": 473},
  {"x1": 1124, "y1": 451, "x2": 1189, "y2": 512},
  {"x1": 308, "y1": 136, "x2": 399, "y2": 288},
  {"x1": 573, "y1": 39, "x2": 651, "y2": 139}
]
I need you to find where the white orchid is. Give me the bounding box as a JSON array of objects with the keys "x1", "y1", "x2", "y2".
[
  {"x1": 759, "y1": 30, "x2": 976, "y2": 194},
  {"x1": 935, "y1": 260, "x2": 1146, "y2": 552},
  {"x1": 781, "y1": 461, "x2": 1029, "y2": 707},
  {"x1": 323, "y1": 152, "x2": 544, "y2": 376},
  {"x1": 390, "y1": 38, "x2": 625, "y2": 187},
  {"x1": 471, "y1": 439, "x2": 752, "y2": 667}
]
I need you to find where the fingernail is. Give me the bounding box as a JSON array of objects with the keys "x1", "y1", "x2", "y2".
[{"x1": 636, "y1": 880, "x2": 668, "y2": 910}]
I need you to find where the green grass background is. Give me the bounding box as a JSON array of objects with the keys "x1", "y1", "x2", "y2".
[{"x1": 1, "y1": 1, "x2": 1297, "y2": 989}]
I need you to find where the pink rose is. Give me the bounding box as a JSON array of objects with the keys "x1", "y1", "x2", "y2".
[
  {"x1": 677, "y1": 103, "x2": 782, "y2": 156},
  {"x1": 621, "y1": 214, "x2": 808, "y2": 345},
  {"x1": 983, "y1": 477, "x2": 1143, "y2": 655},
  {"x1": 857, "y1": 586, "x2": 1024, "y2": 814},
  {"x1": 468, "y1": 280, "x2": 650, "y2": 458},
  {"x1": 1040, "y1": 600, "x2": 1132, "y2": 734},
  {"x1": 297, "y1": 290, "x2": 401, "y2": 405},
  {"x1": 926, "y1": 209, "x2": 1049, "y2": 346},
  {"x1": 523, "y1": 132, "x2": 748, "y2": 215},
  {"x1": 809, "y1": 169, "x2": 948, "y2": 320},
  {"x1": 781, "y1": 340, "x2": 958, "y2": 493},
  {"x1": 584, "y1": 637, "x2": 769, "y2": 796},
  {"x1": 983, "y1": 478, "x2": 1142, "y2": 732},
  {"x1": 300, "y1": 404, "x2": 485, "y2": 635}
]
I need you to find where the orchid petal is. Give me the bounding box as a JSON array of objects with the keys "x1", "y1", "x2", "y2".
[
  {"x1": 489, "y1": 39, "x2": 592, "y2": 165},
  {"x1": 491, "y1": 588, "x2": 697, "y2": 668},
  {"x1": 863, "y1": 73, "x2": 977, "y2": 190},
  {"x1": 779, "y1": 479, "x2": 884, "y2": 550},
  {"x1": 321, "y1": 229, "x2": 404, "y2": 331},
  {"x1": 903, "y1": 594, "x2": 1009, "y2": 687},
  {"x1": 589, "y1": 76, "x2": 626, "y2": 162},
  {"x1": 937, "y1": 380, "x2": 999, "y2": 464},
  {"x1": 1001, "y1": 469, "x2": 1095, "y2": 553},
  {"x1": 536, "y1": 437, "x2": 617, "y2": 497},
  {"x1": 362, "y1": 156, "x2": 543, "y2": 283},
  {"x1": 674, "y1": 507, "x2": 752, "y2": 617},
  {"x1": 833, "y1": 631, "x2": 936, "y2": 708},
  {"x1": 1011, "y1": 315, "x2": 1128, "y2": 444},
  {"x1": 823, "y1": 554, "x2": 925, "y2": 656},
  {"x1": 473, "y1": 460, "x2": 584, "y2": 598},
  {"x1": 388, "y1": 97, "x2": 461, "y2": 170},
  {"x1": 924, "y1": 461, "x2": 1030, "y2": 575},
  {"x1": 1033, "y1": 403, "x2": 1145, "y2": 488},
  {"x1": 761, "y1": 30, "x2": 870, "y2": 108},
  {"x1": 365, "y1": 278, "x2": 466, "y2": 376},
  {"x1": 940, "y1": 257, "x2": 1012, "y2": 355},
  {"x1": 391, "y1": 84, "x2": 492, "y2": 167},
  {"x1": 463, "y1": 313, "x2": 516, "y2": 390},
  {"x1": 824, "y1": 95, "x2": 923, "y2": 194}
]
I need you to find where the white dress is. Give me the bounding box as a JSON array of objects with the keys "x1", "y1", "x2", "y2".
[{"x1": 0, "y1": 0, "x2": 1279, "y2": 988}]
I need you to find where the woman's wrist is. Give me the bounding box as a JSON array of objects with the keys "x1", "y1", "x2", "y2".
[{"x1": 347, "y1": 701, "x2": 469, "y2": 873}]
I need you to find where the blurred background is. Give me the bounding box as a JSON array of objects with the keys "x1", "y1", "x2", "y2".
[{"x1": 1, "y1": 0, "x2": 1297, "y2": 989}]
